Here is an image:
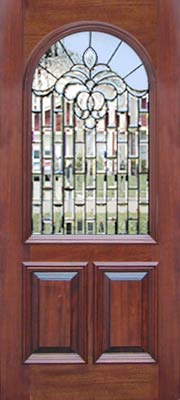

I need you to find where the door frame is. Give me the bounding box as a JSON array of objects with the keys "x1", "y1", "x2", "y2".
[{"x1": 0, "y1": 1, "x2": 180, "y2": 400}]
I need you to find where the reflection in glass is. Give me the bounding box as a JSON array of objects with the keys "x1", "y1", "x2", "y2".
[
  {"x1": 31, "y1": 31, "x2": 149, "y2": 235},
  {"x1": 105, "y1": 272, "x2": 147, "y2": 280}
]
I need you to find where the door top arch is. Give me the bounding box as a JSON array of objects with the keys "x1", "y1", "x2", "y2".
[{"x1": 24, "y1": 21, "x2": 155, "y2": 87}]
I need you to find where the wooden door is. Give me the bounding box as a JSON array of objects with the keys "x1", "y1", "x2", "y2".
[{"x1": 1, "y1": 1, "x2": 180, "y2": 399}]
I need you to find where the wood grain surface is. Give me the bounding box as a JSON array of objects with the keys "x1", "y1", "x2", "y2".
[{"x1": 0, "y1": 1, "x2": 180, "y2": 399}]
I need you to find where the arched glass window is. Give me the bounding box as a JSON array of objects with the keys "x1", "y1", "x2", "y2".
[{"x1": 31, "y1": 31, "x2": 149, "y2": 235}]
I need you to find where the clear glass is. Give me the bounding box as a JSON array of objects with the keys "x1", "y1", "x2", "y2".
[{"x1": 31, "y1": 31, "x2": 149, "y2": 235}]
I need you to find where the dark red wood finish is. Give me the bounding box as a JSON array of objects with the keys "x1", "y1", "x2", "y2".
[
  {"x1": 94, "y1": 263, "x2": 158, "y2": 364},
  {"x1": 0, "y1": 1, "x2": 180, "y2": 400},
  {"x1": 23, "y1": 262, "x2": 88, "y2": 363}
]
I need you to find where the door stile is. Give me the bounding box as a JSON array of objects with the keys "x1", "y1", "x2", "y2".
[
  {"x1": 157, "y1": 1, "x2": 180, "y2": 399},
  {"x1": 0, "y1": 1, "x2": 28, "y2": 399}
]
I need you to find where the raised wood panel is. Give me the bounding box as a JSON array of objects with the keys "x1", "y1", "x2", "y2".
[
  {"x1": 36, "y1": 273, "x2": 75, "y2": 348},
  {"x1": 108, "y1": 274, "x2": 144, "y2": 348},
  {"x1": 39, "y1": 278, "x2": 71, "y2": 347},
  {"x1": 22, "y1": 263, "x2": 88, "y2": 363},
  {"x1": 94, "y1": 262, "x2": 158, "y2": 363}
]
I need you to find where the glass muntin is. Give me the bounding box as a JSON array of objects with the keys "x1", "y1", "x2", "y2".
[{"x1": 31, "y1": 31, "x2": 149, "y2": 235}]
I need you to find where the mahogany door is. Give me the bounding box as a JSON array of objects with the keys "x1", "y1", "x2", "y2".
[{"x1": 1, "y1": 1, "x2": 180, "y2": 400}]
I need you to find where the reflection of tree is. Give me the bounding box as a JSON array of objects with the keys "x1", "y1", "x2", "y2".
[
  {"x1": 97, "y1": 155, "x2": 104, "y2": 171},
  {"x1": 33, "y1": 43, "x2": 81, "y2": 92},
  {"x1": 43, "y1": 43, "x2": 81, "y2": 75},
  {"x1": 141, "y1": 160, "x2": 147, "y2": 173},
  {"x1": 75, "y1": 154, "x2": 83, "y2": 171}
]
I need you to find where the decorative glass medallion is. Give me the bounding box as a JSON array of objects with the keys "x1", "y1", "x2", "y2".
[{"x1": 31, "y1": 31, "x2": 149, "y2": 235}]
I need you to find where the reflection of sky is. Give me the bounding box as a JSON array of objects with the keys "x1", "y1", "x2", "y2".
[
  {"x1": 105, "y1": 272, "x2": 147, "y2": 281},
  {"x1": 62, "y1": 32, "x2": 148, "y2": 91}
]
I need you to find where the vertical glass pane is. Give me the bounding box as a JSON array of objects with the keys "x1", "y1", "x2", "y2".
[
  {"x1": 32, "y1": 205, "x2": 41, "y2": 233},
  {"x1": 118, "y1": 205, "x2": 128, "y2": 234},
  {"x1": 42, "y1": 190, "x2": 52, "y2": 234},
  {"x1": 97, "y1": 205, "x2": 106, "y2": 234},
  {"x1": 75, "y1": 205, "x2": 85, "y2": 234}
]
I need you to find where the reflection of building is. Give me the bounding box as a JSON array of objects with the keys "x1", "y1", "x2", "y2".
[
  {"x1": 32, "y1": 93, "x2": 148, "y2": 177},
  {"x1": 31, "y1": 33, "x2": 149, "y2": 235}
]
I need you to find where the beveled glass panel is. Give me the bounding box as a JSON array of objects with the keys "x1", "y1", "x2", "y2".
[
  {"x1": 53, "y1": 205, "x2": 62, "y2": 233},
  {"x1": 139, "y1": 174, "x2": 149, "y2": 206},
  {"x1": 31, "y1": 31, "x2": 149, "y2": 235},
  {"x1": 75, "y1": 205, "x2": 85, "y2": 234},
  {"x1": 118, "y1": 205, "x2": 128, "y2": 234},
  {"x1": 32, "y1": 205, "x2": 41, "y2": 233},
  {"x1": 86, "y1": 190, "x2": 95, "y2": 219},
  {"x1": 97, "y1": 205, "x2": 106, "y2": 234},
  {"x1": 42, "y1": 190, "x2": 53, "y2": 233},
  {"x1": 139, "y1": 205, "x2": 149, "y2": 233},
  {"x1": 118, "y1": 174, "x2": 128, "y2": 204},
  {"x1": 129, "y1": 96, "x2": 138, "y2": 127},
  {"x1": 96, "y1": 175, "x2": 105, "y2": 201}
]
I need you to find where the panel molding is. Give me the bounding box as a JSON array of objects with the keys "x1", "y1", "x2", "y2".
[
  {"x1": 94, "y1": 262, "x2": 158, "y2": 364},
  {"x1": 22, "y1": 262, "x2": 88, "y2": 364},
  {"x1": 96, "y1": 353, "x2": 156, "y2": 364},
  {"x1": 25, "y1": 353, "x2": 85, "y2": 364},
  {"x1": 25, "y1": 234, "x2": 157, "y2": 244}
]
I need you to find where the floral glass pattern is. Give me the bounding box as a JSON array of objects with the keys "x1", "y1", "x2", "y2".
[{"x1": 32, "y1": 31, "x2": 149, "y2": 235}]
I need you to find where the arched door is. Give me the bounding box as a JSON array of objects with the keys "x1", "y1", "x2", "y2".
[{"x1": 0, "y1": 1, "x2": 179, "y2": 400}]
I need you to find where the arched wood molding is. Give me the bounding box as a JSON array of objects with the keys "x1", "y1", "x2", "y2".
[
  {"x1": 24, "y1": 21, "x2": 156, "y2": 86},
  {"x1": 23, "y1": 21, "x2": 157, "y2": 244}
]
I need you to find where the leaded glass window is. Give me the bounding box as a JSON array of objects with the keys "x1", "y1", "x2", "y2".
[{"x1": 31, "y1": 31, "x2": 149, "y2": 235}]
